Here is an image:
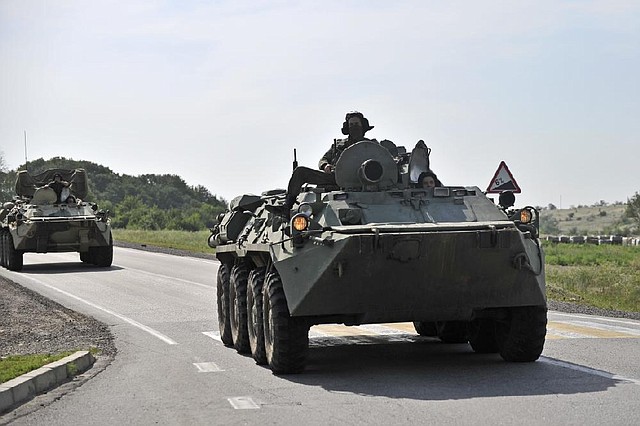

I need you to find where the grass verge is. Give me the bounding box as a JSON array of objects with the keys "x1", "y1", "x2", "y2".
[
  {"x1": 0, "y1": 352, "x2": 75, "y2": 384},
  {"x1": 113, "y1": 229, "x2": 212, "y2": 255},
  {"x1": 543, "y1": 242, "x2": 640, "y2": 312}
]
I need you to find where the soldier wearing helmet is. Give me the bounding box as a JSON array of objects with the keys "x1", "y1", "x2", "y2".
[
  {"x1": 284, "y1": 111, "x2": 374, "y2": 211},
  {"x1": 318, "y1": 111, "x2": 374, "y2": 173}
]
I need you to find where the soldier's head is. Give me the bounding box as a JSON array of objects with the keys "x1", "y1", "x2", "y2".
[
  {"x1": 342, "y1": 111, "x2": 373, "y2": 141},
  {"x1": 53, "y1": 173, "x2": 62, "y2": 182},
  {"x1": 418, "y1": 170, "x2": 441, "y2": 188}
]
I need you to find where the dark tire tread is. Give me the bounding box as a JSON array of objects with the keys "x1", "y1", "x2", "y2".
[{"x1": 263, "y1": 272, "x2": 308, "y2": 374}]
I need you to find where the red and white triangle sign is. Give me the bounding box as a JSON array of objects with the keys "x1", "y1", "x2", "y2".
[{"x1": 486, "y1": 161, "x2": 521, "y2": 193}]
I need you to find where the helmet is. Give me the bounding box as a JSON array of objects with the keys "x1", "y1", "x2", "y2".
[{"x1": 341, "y1": 111, "x2": 373, "y2": 135}]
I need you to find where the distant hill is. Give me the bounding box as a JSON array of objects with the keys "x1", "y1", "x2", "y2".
[
  {"x1": 0, "y1": 157, "x2": 227, "y2": 231},
  {"x1": 540, "y1": 203, "x2": 633, "y2": 236}
]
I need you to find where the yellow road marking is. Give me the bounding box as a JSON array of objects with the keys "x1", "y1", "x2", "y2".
[
  {"x1": 547, "y1": 321, "x2": 637, "y2": 339},
  {"x1": 379, "y1": 322, "x2": 417, "y2": 333},
  {"x1": 309, "y1": 321, "x2": 638, "y2": 341},
  {"x1": 312, "y1": 324, "x2": 378, "y2": 336}
]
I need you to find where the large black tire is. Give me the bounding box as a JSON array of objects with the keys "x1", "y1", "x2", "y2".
[
  {"x1": 80, "y1": 251, "x2": 91, "y2": 263},
  {"x1": 468, "y1": 318, "x2": 499, "y2": 353},
  {"x1": 93, "y1": 245, "x2": 113, "y2": 267},
  {"x1": 413, "y1": 321, "x2": 438, "y2": 337},
  {"x1": 436, "y1": 321, "x2": 469, "y2": 343},
  {"x1": 216, "y1": 263, "x2": 233, "y2": 346},
  {"x1": 0, "y1": 229, "x2": 6, "y2": 267},
  {"x1": 230, "y1": 262, "x2": 250, "y2": 354},
  {"x1": 496, "y1": 306, "x2": 547, "y2": 362},
  {"x1": 89, "y1": 232, "x2": 113, "y2": 267},
  {"x1": 247, "y1": 267, "x2": 267, "y2": 365},
  {"x1": 5, "y1": 233, "x2": 23, "y2": 272},
  {"x1": 263, "y1": 272, "x2": 309, "y2": 374}
]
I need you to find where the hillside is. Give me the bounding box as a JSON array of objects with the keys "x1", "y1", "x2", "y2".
[
  {"x1": 540, "y1": 203, "x2": 632, "y2": 236},
  {"x1": 0, "y1": 157, "x2": 227, "y2": 231}
]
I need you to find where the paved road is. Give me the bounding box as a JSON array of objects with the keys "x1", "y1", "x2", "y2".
[{"x1": 1, "y1": 248, "x2": 639, "y2": 425}]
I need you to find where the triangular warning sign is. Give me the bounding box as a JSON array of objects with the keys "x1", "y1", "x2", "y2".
[{"x1": 486, "y1": 161, "x2": 521, "y2": 193}]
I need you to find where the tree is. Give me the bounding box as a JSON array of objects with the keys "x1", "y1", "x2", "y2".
[
  {"x1": 625, "y1": 191, "x2": 640, "y2": 229},
  {"x1": 0, "y1": 151, "x2": 14, "y2": 201}
]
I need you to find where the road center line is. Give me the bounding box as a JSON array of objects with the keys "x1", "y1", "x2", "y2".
[
  {"x1": 20, "y1": 275, "x2": 178, "y2": 345},
  {"x1": 540, "y1": 357, "x2": 640, "y2": 385}
]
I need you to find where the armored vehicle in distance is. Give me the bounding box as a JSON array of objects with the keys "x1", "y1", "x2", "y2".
[
  {"x1": 209, "y1": 140, "x2": 547, "y2": 374},
  {"x1": 0, "y1": 168, "x2": 112, "y2": 271}
]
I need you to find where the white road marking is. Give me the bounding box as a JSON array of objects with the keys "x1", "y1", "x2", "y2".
[
  {"x1": 203, "y1": 331, "x2": 222, "y2": 342},
  {"x1": 18, "y1": 275, "x2": 178, "y2": 345},
  {"x1": 228, "y1": 397, "x2": 260, "y2": 410},
  {"x1": 551, "y1": 312, "x2": 640, "y2": 327},
  {"x1": 193, "y1": 362, "x2": 223, "y2": 372},
  {"x1": 540, "y1": 357, "x2": 640, "y2": 385}
]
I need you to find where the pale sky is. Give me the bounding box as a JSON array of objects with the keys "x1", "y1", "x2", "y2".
[{"x1": 1, "y1": 0, "x2": 639, "y2": 208}]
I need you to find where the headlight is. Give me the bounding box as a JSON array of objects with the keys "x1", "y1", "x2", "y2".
[
  {"x1": 291, "y1": 214, "x2": 308, "y2": 232},
  {"x1": 520, "y1": 208, "x2": 533, "y2": 224},
  {"x1": 298, "y1": 203, "x2": 313, "y2": 217}
]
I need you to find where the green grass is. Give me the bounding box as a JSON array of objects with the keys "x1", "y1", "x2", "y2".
[
  {"x1": 0, "y1": 352, "x2": 74, "y2": 384},
  {"x1": 543, "y1": 242, "x2": 640, "y2": 312},
  {"x1": 113, "y1": 229, "x2": 213, "y2": 255}
]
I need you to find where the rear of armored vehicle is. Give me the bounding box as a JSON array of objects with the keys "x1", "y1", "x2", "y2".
[
  {"x1": 0, "y1": 169, "x2": 113, "y2": 271},
  {"x1": 211, "y1": 140, "x2": 547, "y2": 374}
]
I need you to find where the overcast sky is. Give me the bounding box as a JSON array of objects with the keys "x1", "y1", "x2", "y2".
[{"x1": 1, "y1": 0, "x2": 638, "y2": 208}]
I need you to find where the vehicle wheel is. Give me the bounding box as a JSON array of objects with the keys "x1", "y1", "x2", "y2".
[
  {"x1": 247, "y1": 267, "x2": 267, "y2": 364},
  {"x1": 0, "y1": 229, "x2": 6, "y2": 267},
  {"x1": 230, "y1": 262, "x2": 250, "y2": 354},
  {"x1": 468, "y1": 318, "x2": 499, "y2": 353},
  {"x1": 496, "y1": 306, "x2": 547, "y2": 362},
  {"x1": 216, "y1": 263, "x2": 233, "y2": 346},
  {"x1": 436, "y1": 321, "x2": 469, "y2": 343},
  {"x1": 93, "y1": 244, "x2": 113, "y2": 267},
  {"x1": 263, "y1": 271, "x2": 308, "y2": 374},
  {"x1": 80, "y1": 251, "x2": 91, "y2": 263},
  {"x1": 6, "y1": 233, "x2": 23, "y2": 272},
  {"x1": 413, "y1": 321, "x2": 438, "y2": 337}
]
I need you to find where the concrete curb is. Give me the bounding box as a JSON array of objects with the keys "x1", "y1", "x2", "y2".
[{"x1": 0, "y1": 351, "x2": 95, "y2": 414}]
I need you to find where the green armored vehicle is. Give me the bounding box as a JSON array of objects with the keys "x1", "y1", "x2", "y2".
[
  {"x1": 0, "y1": 168, "x2": 112, "y2": 271},
  {"x1": 209, "y1": 140, "x2": 546, "y2": 374}
]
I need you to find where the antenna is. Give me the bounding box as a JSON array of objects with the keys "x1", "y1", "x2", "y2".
[{"x1": 24, "y1": 130, "x2": 28, "y2": 172}]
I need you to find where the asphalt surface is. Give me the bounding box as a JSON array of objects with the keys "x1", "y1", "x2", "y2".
[{"x1": 0, "y1": 246, "x2": 638, "y2": 425}]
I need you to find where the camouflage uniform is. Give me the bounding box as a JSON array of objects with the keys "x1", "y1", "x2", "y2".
[
  {"x1": 318, "y1": 138, "x2": 353, "y2": 171},
  {"x1": 285, "y1": 111, "x2": 374, "y2": 210}
]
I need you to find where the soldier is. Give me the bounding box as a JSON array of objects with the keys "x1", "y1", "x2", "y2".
[
  {"x1": 284, "y1": 111, "x2": 375, "y2": 210},
  {"x1": 417, "y1": 170, "x2": 442, "y2": 188},
  {"x1": 318, "y1": 111, "x2": 374, "y2": 173},
  {"x1": 46, "y1": 173, "x2": 71, "y2": 203}
]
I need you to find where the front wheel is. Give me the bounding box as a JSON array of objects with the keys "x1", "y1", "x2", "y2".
[
  {"x1": 436, "y1": 321, "x2": 469, "y2": 343},
  {"x1": 496, "y1": 306, "x2": 547, "y2": 362},
  {"x1": 216, "y1": 263, "x2": 233, "y2": 346},
  {"x1": 0, "y1": 229, "x2": 7, "y2": 267},
  {"x1": 263, "y1": 271, "x2": 308, "y2": 374},
  {"x1": 5, "y1": 233, "x2": 23, "y2": 272},
  {"x1": 468, "y1": 318, "x2": 499, "y2": 353},
  {"x1": 413, "y1": 321, "x2": 438, "y2": 337}
]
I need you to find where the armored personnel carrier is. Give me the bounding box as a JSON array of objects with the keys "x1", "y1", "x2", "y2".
[
  {"x1": 209, "y1": 140, "x2": 546, "y2": 374},
  {"x1": 0, "y1": 168, "x2": 112, "y2": 271}
]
